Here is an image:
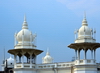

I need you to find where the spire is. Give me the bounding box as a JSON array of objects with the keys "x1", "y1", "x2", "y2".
[
  {"x1": 22, "y1": 15, "x2": 28, "y2": 29},
  {"x1": 46, "y1": 48, "x2": 50, "y2": 55},
  {"x1": 82, "y1": 12, "x2": 88, "y2": 26}
]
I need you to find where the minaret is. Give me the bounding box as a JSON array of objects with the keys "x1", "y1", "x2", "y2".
[
  {"x1": 68, "y1": 13, "x2": 100, "y2": 73},
  {"x1": 8, "y1": 16, "x2": 43, "y2": 73}
]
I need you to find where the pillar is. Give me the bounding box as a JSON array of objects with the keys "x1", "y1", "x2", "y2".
[
  {"x1": 22, "y1": 54, "x2": 24, "y2": 68},
  {"x1": 84, "y1": 49, "x2": 87, "y2": 59},
  {"x1": 19, "y1": 56, "x2": 21, "y2": 63},
  {"x1": 75, "y1": 50, "x2": 77, "y2": 60},
  {"x1": 14, "y1": 54, "x2": 17, "y2": 68},
  {"x1": 30, "y1": 54, "x2": 32, "y2": 68},
  {"x1": 78, "y1": 49, "x2": 80, "y2": 60},
  {"x1": 91, "y1": 50, "x2": 93, "y2": 59},
  {"x1": 94, "y1": 49, "x2": 96, "y2": 61},
  {"x1": 34, "y1": 56, "x2": 36, "y2": 64}
]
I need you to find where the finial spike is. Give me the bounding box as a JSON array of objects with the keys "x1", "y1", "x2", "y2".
[
  {"x1": 46, "y1": 47, "x2": 50, "y2": 55},
  {"x1": 84, "y1": 11, "x2": 86, "y2": 19},
  {"x1": 24, "y1": 14, "x2": 26, "y2": 21},
  {"x1": 47, "y1": 47, "x2": 49, "y2": 52},
  {"x1": 22, "y1": 15, "x2": 28, "y2": 29}
]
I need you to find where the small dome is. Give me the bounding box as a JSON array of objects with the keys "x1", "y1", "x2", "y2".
[
  {"x1": 42, "y1": 49, "x2": 53, "y2": 63},
  {"x1": 5, "y1": 56, "x2": 14, "y2": 67},
  {"x1": 43, "y1": 53, "x2": 53, "y2": 60}
]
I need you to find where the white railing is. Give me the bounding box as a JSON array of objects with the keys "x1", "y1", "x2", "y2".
[
  {"x1": 15, "y1": 63, "x2": 35, "y2": 68},
  {"x1": 36, "y1": 62, "x2": 74, "y2": 69},
  {"x1": 75, "y1": 59, "x2": 95, "y2": 65}
]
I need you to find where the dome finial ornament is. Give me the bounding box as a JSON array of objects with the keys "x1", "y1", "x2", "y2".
[
  {"x1": 24, "y1": 14, "x2": 26, "y2": 22},
  {"x1": 46, "y1": 47, "x2": 50, "y2": 55},
  {"x1": 84, "y1": 11, "x2": 86, "y2": 19},
  {"x1": 82, "y1": 12, "x2": 88, "y2": 26},
  {"x1": 22, "y1": 15, "x2": 28, "y2": 29}
]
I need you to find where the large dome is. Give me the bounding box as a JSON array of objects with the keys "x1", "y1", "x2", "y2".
[
  {"x1": 14, "y1": 16, "x2": 36, "y2": 49},
  {"x1": 78, "y1": 26, "x2": 92, "y2": 38},
  {"x1": 16, "y1": 29, "x2": 34, "y2": 43},
  {"x1": 75, "y1": 14, "x2": 96, "y2": 43}
]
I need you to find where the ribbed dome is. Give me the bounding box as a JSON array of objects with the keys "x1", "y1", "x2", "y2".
[
  {"x1": 16, "y1": 29, "x2": 33, "y2": 43},
  {"x1": 78, "y1": 26, "x2": 92, "y2": 38},
  {"x1": 75, "y1": 13, "x2": 96, "y2": 43},
  {"x1": 14, "y1": 16, "x2": 36, "y2": 49},
  {"x1": 78, "y1": 16, "x2": 92, "y2": 39}
]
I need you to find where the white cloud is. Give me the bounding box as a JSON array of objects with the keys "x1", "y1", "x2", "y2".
[{"x1": 56, "y1": 0, "x2": 100, "y2": 16}]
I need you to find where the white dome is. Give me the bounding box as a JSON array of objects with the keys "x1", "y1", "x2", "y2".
[
  {"x1": 75, "y1": 15, "x2": 96, "y2": 43},
  {"x1": 5, "y1": 56, "x2": 14, "y2": 67},
  {"x1": 14, "y1": 16, "x2": 36, "y2": 49},
  {"x1": 16, "y1": 29, "x2": 34, "y2": 43},
  {"x1": 78, "y1": 26, "x2": 92, "y2": 38},
  {"x1": 44, "y1": 54, "x2": 53, "y2": 60},
  {"x1": 42, "y1": 50, "x2": 53, "y2": 63}
]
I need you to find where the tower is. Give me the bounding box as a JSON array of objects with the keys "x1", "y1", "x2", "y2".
[
  {"x1": 8, "y1": 16, "x2": 43, "y2": 73},
  {"x1": 68, "y1": 14, "x2": 100, "y2": 73}
]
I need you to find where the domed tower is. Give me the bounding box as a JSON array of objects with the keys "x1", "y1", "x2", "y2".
[
  {"x1": 1, "y1": 55, "x2": 14, "y2": 72},
  {"x1": 8, "y1": 16, "x2": 43, "y2": 73},
  {"x1": 68, "y1": 13, "x2": 100, "y2": 73},
  {"x1": 5, "y1": 56, "x2": 14, "y2": 68},
  {"x1": 42, "y1": 49, "x2": 53, "y2": 63}
]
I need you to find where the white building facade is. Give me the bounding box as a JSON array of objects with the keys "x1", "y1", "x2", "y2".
[{"x1": 2, "y1": 14, "x2": 100, "y2": 73}]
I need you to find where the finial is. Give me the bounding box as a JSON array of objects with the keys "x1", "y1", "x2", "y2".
[
  {"x1": 22, "y1": 15, "x2": 28, "y2": 29},
  {"x1": 84, "y1": 11, "x2": 86, "y2": 19},
  {"x1": 24, "y1": 14, "x2": 26, "y2": 22},
  {"x1": 82, "y1": 11, "x2": 88, "y2": 26},
  {"x1": 10, "y1": 54, "x2": 12, "y2": 58},
  {"x1": 46, "y1": 47, "x2": 50, "y2": 55}
]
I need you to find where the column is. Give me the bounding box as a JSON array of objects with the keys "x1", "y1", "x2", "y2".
[
  {"x1": 34, "y1": 56, "x2": 36, "y2": 64},
  {"x1": 14, "y1": 54, "x2": 17, "y2": 68},
  {"x1": 91, "y1": 50, "x2": 93, "y2": 59},
  {"x1": 94, "y1": 49, "x2": 96, "y2": 61},
  {"x1": 19, "y1": 56, "x2": 21, "y2": 63},
  {"x1": 30, "y1": 54, "x2": 32, "y2": 68},
  {"x1": 22, "y1": 54, "x2": 24, "y2": 68},
  {"x1": 75, "y1": 50, "x2": 77, "y2": 60},
  {"x1": 78, "y1": 49, "x2": 80, "y2": 60},
  {"x1": 84, "y1": 49, "x2": 87, "y2": 59},
  {"x1": 27, "y1": 57, "x2": 28, "y2": 63}
]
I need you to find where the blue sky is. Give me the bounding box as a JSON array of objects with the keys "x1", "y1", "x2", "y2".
[{"x1": 0, "y1": 0, "x2": 100, "y2": 70}]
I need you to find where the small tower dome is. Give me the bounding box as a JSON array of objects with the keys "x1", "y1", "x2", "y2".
[
  {"x1": 78, "y1": 18, "x2": 92, "y2": 39},
  {"x1": 5, "y1": 56, "x2": 14, "y2": 68},
  {"x1": 14, "y1": 16, "x2": 36, "y2": 49},
  {"x1": 42, "y1": 49, "x2": 53, "y2": 63},
  {"x1": 75, "y1": 13, "x2": 96, "y2": 43}
]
